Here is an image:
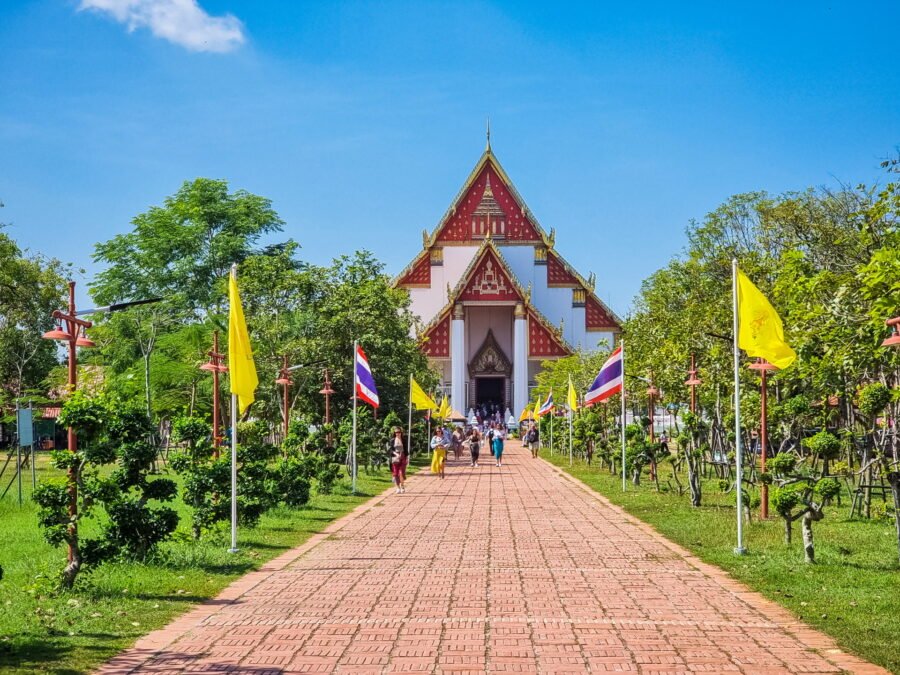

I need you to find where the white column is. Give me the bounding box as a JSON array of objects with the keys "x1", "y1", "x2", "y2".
[
  {"x1": 513, "y1": 303, "x2": 528, "y2": 419},
  {"x1": 451, "y1": 304, "x2": 466, "y2": 411}
]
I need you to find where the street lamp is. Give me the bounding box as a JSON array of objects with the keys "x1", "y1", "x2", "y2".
[
  {"x1": 882, "y1": 316, "x2": 900, "y2": 347},
  {"x1": 199, "y1": 330, "x2": 227, "y2": 456},
  {"x1": 748, "y1": 358, "x2": 777, "y2": 519},
  {"x1": 319, "y1": 369, "x2": 335, "y2": 425},
  {"x1": 685, "y1": 353, "x2": 702, "y2": 414},
  {"x1": 275, "y1": 356, "x2": 292, "y2": 441},
  {"x1": 646, "y1": 376, "x2": 659, "y2": 444},
  {"x1": 41, "y1": 281, "x2": 94, "y2": 569}
]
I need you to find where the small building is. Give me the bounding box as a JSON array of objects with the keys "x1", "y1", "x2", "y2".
[{"x1": 394, "y1": 138, "x2": 621, "y2": 418}]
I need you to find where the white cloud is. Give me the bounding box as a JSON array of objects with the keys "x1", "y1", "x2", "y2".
[{"x1": 79, "y1": 0, "x2": 246, "y2": 53}]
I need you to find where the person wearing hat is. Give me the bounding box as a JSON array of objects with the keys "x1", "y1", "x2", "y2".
[{"x1": 388, "y1": 427, "x2": 408, "y2": 493}]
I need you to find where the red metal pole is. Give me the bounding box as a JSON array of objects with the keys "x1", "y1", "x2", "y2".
[
  {"x1": 211, "y1": 331, "x2": 221, "y2": 458},
  {"x1": 323, "y1": 369, "x2": 332, "y2": 425},
  {"x1": 690, "y1": 354, "x2": 697, "y2": 414},
  {"x1": 66, "y1": 282, "x2": 78, "y2": 564},
  {"x1": 760, "y1": 367, "x2": 769, "y2": 519},
  {"x1": 282, "y1": 355, "x2": 290, "y2": 441}
]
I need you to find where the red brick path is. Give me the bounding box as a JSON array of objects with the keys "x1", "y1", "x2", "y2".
[{"x1": 99, "y1": 443, "x2": 886, "y2": 674}]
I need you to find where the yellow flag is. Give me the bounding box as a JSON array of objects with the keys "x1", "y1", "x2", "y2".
[
  {"x1": 228, "y1": 268, "x2": 258, "y2": 414},
  {"x1": 410, "y1": 378, "x2": 438, "y2": 411},
  {"x1": 437, "y1": 396, "x2": 451, "y2": 420},
  {"x1": 532, "y1": 400, "x2": 541, "y2": 419},
  {"x1": 736, "y1": 268, "x2": 796, "y2": 369},
  {"x1": 567, "y1": 376, "x2": 578, "y2": 411},
  {"x1": 518, "y1": 406, "x2": 531, "y2": 422}
]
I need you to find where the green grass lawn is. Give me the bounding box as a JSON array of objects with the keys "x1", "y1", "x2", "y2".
[
  {"x1": 0, "y1": 452, "x2": 422, "y2": 675},
  {"x1": 543, "y1": 451, "x2": 900, "y2": 674}
]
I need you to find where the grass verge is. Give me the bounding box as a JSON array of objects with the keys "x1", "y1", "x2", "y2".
[
  {"x1": 0, "y1": 454, "x2": 424, "y2": 675},
  {"x1": 542, "y1": 451, "x2": 900, "y2": 674}
]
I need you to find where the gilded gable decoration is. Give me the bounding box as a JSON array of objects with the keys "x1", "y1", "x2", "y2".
[{"x1": 468, "y1": 330, "x2": 512, "y2": 377}]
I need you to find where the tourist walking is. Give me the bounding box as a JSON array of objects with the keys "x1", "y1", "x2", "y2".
[
  {"x1": 451, "y1": 426, "x2": 463, "y2": 461},
  {"x1": 527, "y1": 423, "x2": 539, "y2": 458},
  {"x1": 467, "y1": 427, "x2": 481, "y2": 467},
  {"x1": 388, "y1": 427, "x2": 408, "y2": 493},
  {"x1": 492, "y1": 425, "x2": 505, "y2": 467},
  {"x1": 430, "y1": 427, "x2": 447, "y2": 479}
]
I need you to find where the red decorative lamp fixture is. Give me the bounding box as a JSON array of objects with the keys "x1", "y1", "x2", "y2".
[{"x1": 882, "y1": 316, "x2": 900, "y2": 347}]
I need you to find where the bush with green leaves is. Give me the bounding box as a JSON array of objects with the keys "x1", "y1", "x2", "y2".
[
  {"x1": 32, "y1": 392, "x2": 178, "y2": 588},
  {"x1": 770, "y1": 458, "x2": 842, "y2": 563},
  {"x1": 171, "y1": 417, "x2": 279, "y2": 537}
]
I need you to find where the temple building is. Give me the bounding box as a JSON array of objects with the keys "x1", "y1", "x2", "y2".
[{"x1": 394, "y1": 136, "x2": 621, "y2": 419}]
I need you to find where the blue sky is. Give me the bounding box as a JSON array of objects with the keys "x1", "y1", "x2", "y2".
[{"x1": 1, "y1": 1, "x2": 898, "y2": 313}]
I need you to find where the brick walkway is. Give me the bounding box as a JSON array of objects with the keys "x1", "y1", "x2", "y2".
[{"x1": 100, "y1": 442, "x2": 886, "y2": 674}]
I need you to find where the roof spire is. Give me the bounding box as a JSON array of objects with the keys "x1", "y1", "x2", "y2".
[{"x1": 485, "y1": 118, "x2": 491, "y2": 152}]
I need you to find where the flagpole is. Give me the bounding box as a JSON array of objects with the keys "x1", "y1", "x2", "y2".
[
  {"x1": 407, "y1": 374, "x2": 413, "y2": 457},
  {"x1": 229, "y1": 263, "x2": 239, "y2": 554},
  {"x1": 550, "y1": 408, "x2": 554, "y2": 456},
  {"x1": 568, "y1": 408, "x2": 573, "y2": 466},
  {"x1": 621, "y1": 338, "x2": 627, "y2": 492},
  {"x1": 732, "y1": 258, "x2": 746, "y2": 554},
  {"x1": 351, "y1": 340, "x2": 358, "y2": 495}
]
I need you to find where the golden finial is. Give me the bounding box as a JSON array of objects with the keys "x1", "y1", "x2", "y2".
[
  {"x1": 486, "y1": 118, "x2": 491, "y2": 152},
  {"x1": 588, "y1": 272, "x2": 596, "y2": 290},
  {"x1": 525, "y1": 281, "x2": 533, "y2": 304},
  {"x1": 446, "y1": 282, "x2": 452, "y2": 300},
  {"x1": 422, "y1": 229, "x2": 429, "y2": 248},
  {"x1": 548, "y1": 228, "x2": 556, "y2": 247}
]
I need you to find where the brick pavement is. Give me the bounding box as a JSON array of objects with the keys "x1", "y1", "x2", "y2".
[{"x1": 99, "y1": 442, "x2": 887, "y2": 674}]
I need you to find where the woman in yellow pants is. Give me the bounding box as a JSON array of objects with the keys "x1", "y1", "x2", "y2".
[{"x1": 430, "y1": 427, "x2": 447, "y2": 479}]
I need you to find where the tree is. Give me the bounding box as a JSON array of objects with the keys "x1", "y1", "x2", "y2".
[
  {"x1": 0, "y1": 229, "x2": 69, "y2": 407},
  {"x1": 90, "y1": 178, "x2": 287, "y2": 422},
  {"x1": 33, "y1": 393, "x2": 178, "y2": 588}
]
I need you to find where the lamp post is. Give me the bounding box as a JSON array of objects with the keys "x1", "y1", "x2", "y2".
[
  {"x1": 646, "y1": 375, "x2": 659, "y2": 481},
  {"x1": 685, "y1": 354, "x2": 702, "y2": 414},
  {"x1": 320, "y1": 369, "x2": 335, "y2": 445},
  {"x1": 883, "y1": 316, "x2": 900, "y2": 348},
  {"x1": 646, "y1": 377, "x2": 659, "y2": 443},
  {"x1": 199, "y1": 331, "x2": 227, "y2": 457},
  {"x1": 320, "y1": 369, "x2": 335, "y2": 424},
  {"x1": 275, "y1": 355, "x2": 292, "y2": 441},
  {"x1": 748, "y1": 358, "x2": 777, "y2": 519},
  {"x1": 42, "y1": 281, "x2": 94, "y2": 570}
]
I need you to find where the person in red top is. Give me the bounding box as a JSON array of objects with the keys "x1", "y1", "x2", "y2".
[{"x1": 388, "y1": 427, "x2": 408, "y2": 493}]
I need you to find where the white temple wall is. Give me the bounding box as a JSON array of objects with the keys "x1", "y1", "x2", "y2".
[
  {"x1": 465, "y1": 306, "x2": 514, "y2": 363},
  {"x1": 407, "y1": 246, "x2": 479, "y2": 325}
]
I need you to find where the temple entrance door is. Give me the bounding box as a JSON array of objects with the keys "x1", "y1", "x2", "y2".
[{"x1": 475, "y1": 377, "x2": 505, "y2": 409}]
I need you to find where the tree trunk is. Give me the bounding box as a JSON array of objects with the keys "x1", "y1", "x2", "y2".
[
  {"x1": 801, "y1": 507, "x2": 824, "y2": 563},
  {"x1": 60, "y1": 547, "x2": 81, "y2": 589},
  {"x1": 784, "y1": 518, "x2": 792, "y2": 545}
]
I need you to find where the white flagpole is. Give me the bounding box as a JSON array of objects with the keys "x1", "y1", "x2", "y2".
[
  {"x1": 568, "y1": 408, "x2": 573, "y2": 466},
  {"x1": 351, "y1": 340, "x2": 358, "y2": 495},
  {"x1": 229, "y1": 263, "x2": 239, "y2": 553},
  {"x1": 732, "y1": 258, "x2": 746, "y2": 554},
  {"x1": 550, "y1": 407, "x2": 554, "y2": 456},
  {"x1": 229, "y1": 392, "x2": 238, "y2": 552},
  {"x1": 407, "y1": 374, "x2": 413, "y2": 457},
  {"x1": 621, "y1": 338, "x2": 627, "y2": 492}
]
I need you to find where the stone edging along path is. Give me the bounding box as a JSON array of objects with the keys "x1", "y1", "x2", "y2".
[{"x1": 540, "y1": 458, "x2": 887, "y2": 675}]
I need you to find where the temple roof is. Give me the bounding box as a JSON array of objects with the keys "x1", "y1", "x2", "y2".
[
  {"x1": 418, "y1": 238, "x2": 574, "y2": 356},
  {"x1": 395, "y1": 142, "x2": 622, "y2": 336}
]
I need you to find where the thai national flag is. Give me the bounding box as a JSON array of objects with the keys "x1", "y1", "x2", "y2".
[
  {"x1": 584, "y1": 346, "x2": 623, "y2": 407},
  {"x1": 537, "y1": 390, "x2": 554, "y2": 417},
  {"x1": 355, "y1": 345, "x2": 380, "y2": 408}
]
